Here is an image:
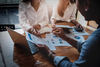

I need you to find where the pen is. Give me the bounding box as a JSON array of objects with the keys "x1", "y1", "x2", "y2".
[
  {"x1": 35, "y1": 29, "x2": 38, "y2": 33},
  {"x1": 52, "y1": 29, "x2": 59, "y2": 33},
  {"x1": 54, "y1": 29, "x2": 59, "y2": 32},
  {"x1": 35, "y1": 29, "x2": 42, "y2": 38}
]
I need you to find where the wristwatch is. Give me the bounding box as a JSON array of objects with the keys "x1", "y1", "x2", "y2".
[{"x1": 48, "y1": 51, "x2": 55, "y2": 57}]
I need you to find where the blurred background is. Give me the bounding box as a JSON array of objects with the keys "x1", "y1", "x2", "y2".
[
  {"x1": 0, "y1": 0, "x2": 59, "y2": 29},
  {"x1": 0, "y1": 0, "x2": 91, "y2": 31}
]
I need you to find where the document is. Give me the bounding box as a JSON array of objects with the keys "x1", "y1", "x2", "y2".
[
  {"x1": 73, "y1": 36, "x2": 85, "y2": 42},
  {"x1": 55, "y1": 25, "x2": 72, "y2": 28},
  {"x1": 25, "y1": 31, "x2": 56, "y2": 50},
  {"x1": 46, "y1": 33, "x2": 85, "y2": 46},
  {"x1": 72, "y1": 27, "x2": 90, "y2": 36},
  {"x1": 46, "y1": 33, "x2": 71, "y2": 46}
]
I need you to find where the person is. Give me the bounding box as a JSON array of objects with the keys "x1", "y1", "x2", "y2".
[
  {"x1": 51, "y1": 0, "x2": 83, "y2": 29},
  {"x1": 34, "y1": 0, "x2": 100, "y2": 67},
  {"x1": 19, "y1": 0, "x2": 49, "y2": 36}
]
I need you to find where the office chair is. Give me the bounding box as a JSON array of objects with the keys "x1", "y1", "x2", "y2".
[{"x1": 0, "y1": 24, "x2": 15, "y2": 32}]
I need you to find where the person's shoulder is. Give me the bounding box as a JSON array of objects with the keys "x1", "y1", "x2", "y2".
[
  {"x1": 19, "y1": 2, "x2": 27, "y2": 7},
  {"x1": 40, "y1": 2, "x2": 48, "y2": 10},
  {"x1": 94, "y1": 28, "x2": 100, "y2": 33},
  {"x1": 40, "y1": 2, "x2": 47, "y2": 7},
  {"x1": 91, "y1": 28, "x2": 100, "y2": 37}
]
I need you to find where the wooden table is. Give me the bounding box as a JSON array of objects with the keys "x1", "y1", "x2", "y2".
[{"x1": 0, "y1": 22, "x2": 93, "y2": 67}]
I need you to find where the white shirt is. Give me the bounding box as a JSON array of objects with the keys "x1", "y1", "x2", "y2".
[
  {"x1": 19, "y1": 2, "x2": 49, "y2": 31},
  {"x1": 51, "y1": 2, "x2": 76, "y2": 21}
]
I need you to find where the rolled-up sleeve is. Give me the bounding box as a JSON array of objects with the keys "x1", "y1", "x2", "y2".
[
  {"x1": 19, "y1": 2, "x2": 32, "y2": 31},
  {"x1": 77, "y1": 41, "x2": 84, "y2": 53},
  {"x1": 54, "y1": 56, "x2": 71, "y2": 67}
]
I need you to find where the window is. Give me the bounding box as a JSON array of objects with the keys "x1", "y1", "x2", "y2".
[{"x1": 0, "y1": 0, "x2": 21, "y2": 4}]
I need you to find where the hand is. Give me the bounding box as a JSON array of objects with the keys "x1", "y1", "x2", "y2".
[
  {"x1": 71, "y1": 20, "x2": 83, "y2": 29},
  {"x1": 33, "y1": 24, "x2": 41, "y2": 30},
  {"x1": 76, "y1": 23, "x2": 83, "y2": 29},
  {"x1": 51, "y1": 18, "x2": 56, "y2": 28},
  {"x1": 32, "y1": 30, "x2": 41, "y2": 37},
  {"x1": 52, "y1": 27, "x2": 66, "y2": 39},
  {"x1": 28, "y1": 27, "x2": 41, "y2": 37},
  {"x1": 52, "y1": 23, "x2": 56, "y2": 28},
  {"x1": 34, "y1": 44, "x2": 51, "y2": 56}
]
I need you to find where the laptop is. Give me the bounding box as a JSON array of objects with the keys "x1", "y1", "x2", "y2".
[{"x1": 6, "y1": 27, "x2": 38, "y2": 55}]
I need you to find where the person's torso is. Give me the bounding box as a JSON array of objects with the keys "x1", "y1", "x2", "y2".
[
  {"x1": 54, "y1": 3, "x2": 76, "y2": 21},
  {"x1": 23, "y1": 2, "x2": 47, "y2": 26},
  {"x1": 75, "y1": 27, "x2": 100, "y2": 67}
]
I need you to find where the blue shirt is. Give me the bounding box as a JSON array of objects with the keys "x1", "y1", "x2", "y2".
[{"x1": 54, "y1": 25, "x2": 100, "y2": 67}]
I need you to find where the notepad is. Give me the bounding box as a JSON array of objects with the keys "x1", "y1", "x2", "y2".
[{"x1": 38, "y1": 27, "x2": 52, "y2": 34}]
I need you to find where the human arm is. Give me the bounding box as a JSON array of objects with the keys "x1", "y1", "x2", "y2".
[
  {"x1": 31, "y1": 4, "x2": 49, "y2": 36},
  {"x1": 34, "y1": 40, "x2": 84, "y2": 67},
  {"x1": 70, "y1": 4, "x2": 83, "y2": 29},
  {"x1": 19, "y1": 2, "x2": 45, "y2": 36},
  {"x1": 52, "y1": 27, "x2": 78, "y2": 48},
  {"x1": 34, "y1": 35, "x2": 96, "y2": 67},
  {"x1": 55, "y1": 31, "x2": 100, "y2": 67},
  {"x1": 50, "y1": 3, "x2": 58, "y2": 27},
  {"x1": 34, "y1": 44, "x2": 56, "y2": 60},
  {"x1": 51, "y1": 18, "x2": 56, "y2": 28},
  {"x1": 19, "y1": 2, "x2": 32, "y2": 32},
  {"x1": 71, "y1": 20, "x2": 83, "y2": 29}
]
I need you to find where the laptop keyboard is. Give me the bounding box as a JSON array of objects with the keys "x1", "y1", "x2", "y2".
[{"x1": 27, "y1": 40, "x2": 38, "y2": 54}]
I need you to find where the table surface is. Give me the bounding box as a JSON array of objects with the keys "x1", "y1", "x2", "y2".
[{"x1": 0, "y1": 22, "x2": 93, "y2": 67}]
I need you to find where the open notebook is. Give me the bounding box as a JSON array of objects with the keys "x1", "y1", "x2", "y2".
[{"x1": 38, "y1": 27, "x2": 52, "y2": 34}]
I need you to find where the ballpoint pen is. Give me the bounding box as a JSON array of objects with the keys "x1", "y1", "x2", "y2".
[
  {"x1": 34, "y1": 29, "x2": 42, "y2": 38},
  {"x1": 52, "y1": 29, "x2": 59, "y2": 33}
]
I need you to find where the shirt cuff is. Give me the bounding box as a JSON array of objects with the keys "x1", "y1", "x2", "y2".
[
  {"x1": 25, "y1": 26, "x2": 32, "y2": 31},
  {"x1": 70, "y1": 18, "x2": 76, "y2": 21},
  {"x1": 38, "y1": 21, "x2": 48, "y2": 28},
  {"x1": 77, "y1": 41, "x2": 83, "y2": 53},
  {"x1": 54, "y1": 56, "x2": 70, "y2": 66}
]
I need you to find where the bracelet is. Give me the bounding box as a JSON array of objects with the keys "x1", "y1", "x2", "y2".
[{"x1": 48, "y1": 51, "x2": 55, "y2": 57}]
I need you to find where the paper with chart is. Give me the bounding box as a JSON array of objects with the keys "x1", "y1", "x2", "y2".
[
  {"x1": 46, "y1": 33, "x2": 71, "y2": 46},
  {"x1": 25, "y1": 31, "x2": 56, "y2": 50},
  {"x1": 55, "y1": 25, "x2": 89, "y2": 36},
  {"x1": 73, "y1": 36, "x2": 85, "y2": 42},
  {"x1": 46, "y1": 33, "x2": 85, "y2": 46}
]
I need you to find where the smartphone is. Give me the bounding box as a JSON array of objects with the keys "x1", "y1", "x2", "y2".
[{"x1": 74, "y1": 27, "x2": 83, "y2": 32}]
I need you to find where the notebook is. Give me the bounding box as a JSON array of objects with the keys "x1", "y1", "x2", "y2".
[
  {"x1": 6, "y1": 27, "x2": 38, "y2": 54},
  {"x1": 38, "y1": 27, "x2": 51, "y2": 34}
]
